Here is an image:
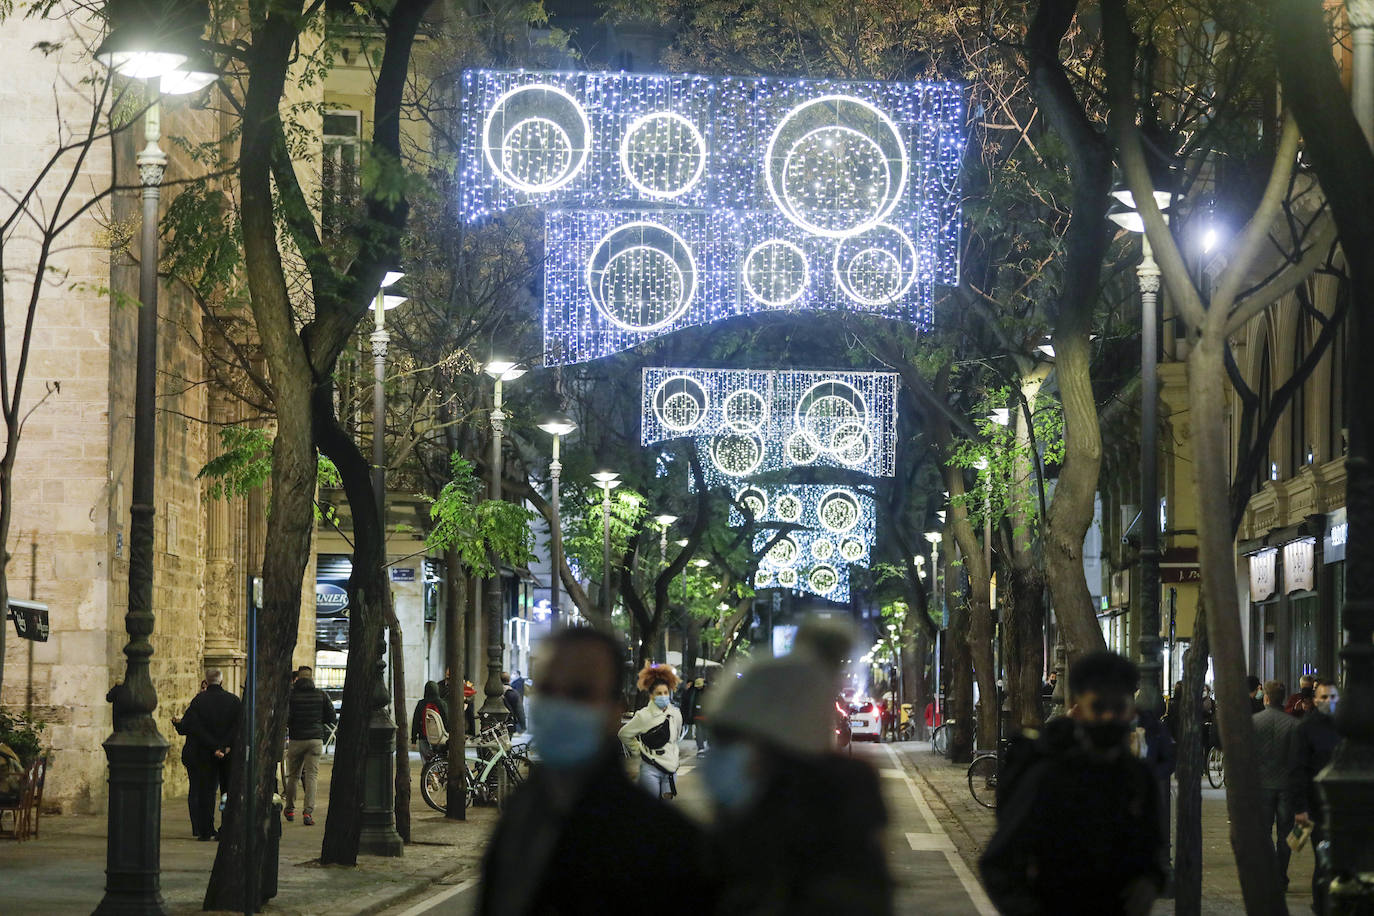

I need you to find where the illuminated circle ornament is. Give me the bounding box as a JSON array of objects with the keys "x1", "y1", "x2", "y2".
[
  {"x1": 775, "y1": 493, "x2": 803, "y2": 523},
  {"x1": 829, "y1": 423, "x2": 874, "y2": 466},
  {"x1": 710, "y1": 434, "x2": 764, "y2": 477},
  {"x1": 483, "y1": 84, "x2": 591, "y2": 193},
  {"x1": 834, "y1": 223, "x2": 919, "y2": 306},
  {"x1": 811, "y1": 538, "x2": 836, "y2": 561},
  {"x1": 620, "y1": 112, "x2": 707, "y2": 199},
  {"x1": 817, "y1": 488, "x2": 862, "y2": 533},
  {"x1": 839, "y1": 538, "x2": 866, "y2": 562},
  {"x1": 723, "y1": 389, "x2": 769, "y2": 433},
  {"x1": 743, "y1": 240, "x2": 809, "y2": 307},
  {"x1": 796, "y1": 380, "x2": 869, "y2": 454},
  {"x1": 755, "y1": 569, "x2": 775, "y2": 588},
  {"x1": 778, "y1": 568, "x2": 799, "y2": 588},
  {"x1": 784, "y1": 431, "x2": 819, "y2": 465},
  {"x1": 587, "y1": 222, "x2": 697, "y2": 332},
  {"x1": 809, "y1": 564, "x2": 840, "y2": 595},
  {"x1": 768, "y1": 536, "x2": 799, "y2": 567},
  {"x1": 652, "y1": 375, "x2": 710, "y2": 432},
  {"x1": 765, "y1": 95, "x2": 908, "y2": 238},
  {"x1": 737, "y1": 486, "x2": 769, "y2": 519}
]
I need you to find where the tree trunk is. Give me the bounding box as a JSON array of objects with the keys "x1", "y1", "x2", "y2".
[
  {"x1": 948, "y1": 589, "x2": 976, "y2": 764},
  {"x1": 1005, "y1": 565, "x2": 1046, "y2": 733},
  {"x1": 387, "y1": 607, "x2": 410, "y2": 842},
  {"x1": 1174, "y1": 600, "x2": 1209, "y2": 916},
  {"x1": 685, "y1": 617, "x2": 702, "y2": 682},
  {"x1": 443, "y1": 544, "x2": 467, "y2": 819},
  {"x1": 1187, "y1": 335, "x2": 1282, "y2": 914},
  {"x1": 969, "y1": 592, "x2": 998, "y2": 750},
  {"x1": 904, "y1": 630, "x2": 930, "y2": 739}
]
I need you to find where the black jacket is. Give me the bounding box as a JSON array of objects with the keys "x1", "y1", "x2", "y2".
[
  {"x1": 502, "y1": 686, "x2": 526, "y2": 729},
  {"x1": 1291, "y1": 708, "x2": 1340, "y2": 819},
  {"x1": 287, "y1": 679, "x2": 337, "y2": 741},
  {"x1": 478, "y1": 744, "x2": 711, "y2": 915},
  {"x1": 979, "y1": 718, "x2": 1165, "y2": 915},
  {"x1": 176, "y1": 684, "x2": 242, "y2": 766}
]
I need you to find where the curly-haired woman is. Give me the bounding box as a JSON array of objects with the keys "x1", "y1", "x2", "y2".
[{"x1": 618, "y1": 662, "x2": 682, "y2": 800}]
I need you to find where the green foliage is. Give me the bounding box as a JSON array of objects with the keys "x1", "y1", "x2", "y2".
[
  {"x1": 0, "y1": 711, "x2": 46, "y2": 765},
  {"x1": 198, "y1": 427, "x2": 273, "y2": 500},
  {"x1": 564, "y1": 486, "x2": 648, "y2": 580},
  {"x1": 425, "y1": 454, "x2": 536, "y2": 577}
]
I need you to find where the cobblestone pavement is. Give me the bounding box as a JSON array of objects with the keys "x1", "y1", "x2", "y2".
[
  {"x1": 889, "y1": 740, "x2": 1318, "y2": 916},
  {"x1": 0, "y1": 754, "x2": 496, "y2": 915}
]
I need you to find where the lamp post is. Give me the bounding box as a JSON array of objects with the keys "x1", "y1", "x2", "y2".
[
  {"x1": 925, "y1": 531, "x2": 942, "y2": 721},
  {"x1": 654, "y1": 515, "x2": 677, "y2": 661},
  {"x1": 1108, "y1": 189, "x2": 1171, "y2": 722},
  {"x1": 592, "y1": 471, "x2": 621, "y2": 625},
  {"x1": 93, "y1": 8, "x2": 214, "y2": 912},
  {"x1": 537, "y1": 415, "x2": 577, "y2": 631},
  {"x1": 358, "y1": 274, "x2": 405, "y2": 858},
  {"x1": 480, "y1": 360, "x2": 525, "y2": 724}
]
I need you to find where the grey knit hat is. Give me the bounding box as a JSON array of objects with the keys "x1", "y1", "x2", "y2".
[{"x1": 706, "y1": 656, "x2": 838, "y2": 756}]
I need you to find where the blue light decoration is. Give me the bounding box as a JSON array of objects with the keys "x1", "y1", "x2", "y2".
[
  {"x1": 754, "y1": 542, "x2": 854, "y2": 603},
  {"x1": 641, "y1": 367, "x2": 899, "y2": 481},
  {"x1": 740, "y1": 485, "x2": 874, "y2": 604},
  {"x1": 458, "y1": 70, "x2": 965, "y2": 365}
]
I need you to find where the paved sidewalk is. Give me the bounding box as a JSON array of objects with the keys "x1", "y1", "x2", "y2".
[
  {"x1": 0, "y1": 755, "x2": 497, "y2": 915},
  {"x1": 891, "y1": 741, "x2": 1318, "y2": 916}
]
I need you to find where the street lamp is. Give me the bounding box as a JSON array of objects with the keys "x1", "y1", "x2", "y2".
[
  {"x1": 480, "y1": 358, "x2": 525, "y2": 724},
  {"x1": 592, "y1": 472, "x2": 621, "y2": 623},
  {"x1": 538, "y1": 414, "x2": 577, "y2": 631},
  {"x1": 93, "y1": 4, "x2": 217, "y2": 911},
  {"x1": 652, "y1": 515, "x2": 677, "y2": 661},
  {"x1": 1108, "y1": 183, "x2": 1171, "y2": 722}
]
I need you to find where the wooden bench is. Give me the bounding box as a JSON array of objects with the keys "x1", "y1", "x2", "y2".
[{"x1": 0, "y1": 756, "x2": 47, "y2": 841}]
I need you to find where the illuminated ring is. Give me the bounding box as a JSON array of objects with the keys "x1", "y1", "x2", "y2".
[
  {"x1": 723, "y1": 388, "x2": 769, "y2": 434},
  {"x1": 834, "y1": 223, "x2": 919, "y2": 306},
  {"x1": 811, "y1": 538, "x2": 836, "y2": 561},
  {"x1": 499, "y1": 117, "x2": 572, "y2": 189},
  {"x1": 780, "y1": 126, "x2": 891, "y2": 236},
  {"x1": 619, "y1": 111, "x2": 707, "y2": 200},
  {"x1": 784, "y1": 431, "x2": 819, "y2": 465},
  {"x1": 767, "y1": 536, "x2": 799, "y2": 567},
  {"x1": 598, "y1": 245, "x2": 686, "y2": 329},
  {"x1": 755, "y1": 569, "x2": 775, "y2": 588},
  {"x1": 795, "y1": 380, "x2": 869, "y2": 453},
  {"x1": 778, "y1": 568, "x2": 799, "y2": 588},
  {"x1": 587, "y1": 221, "x2": 697, "y2": 332},
  {"x1": 764, "y1": 95, "x2": 908, "y2": 239},
  {"x1": 775, "y1": 493, "x2": 803, "y2": 523},
  {"x1": 839, "y1": 538, "x2": 866, "y2": 562},
  {"x1": 808, "y1": 564, "x2": 840, "y2": 595},
  {"x1": 827, "y1": 422, "x2": 874, "y2": 466},
  {"x1": 742, "y1": 239, "x2": 810, "y2": 307},
  {"x1": 652, "y1": 374, "x2": 710, "y2": 432},
  {"x1": 483, "y1": 83, "x2": 591, "y2": 193},
  {"x1": 709, "y1": 433, "x2": 764, "y2": 477},
  {"x1": 736, "y1": 486, "x2": 769, "y2": 519},
  {"x1": 817, "y1": 487, "x2": 862, "y2": 533}
]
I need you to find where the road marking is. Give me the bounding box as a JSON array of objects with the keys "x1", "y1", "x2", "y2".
[
  {"x1": 883, "y1": 744, "x2": 997, "y2": 916},
  {"x1": 906, "y1": 831, "x2": 955, "y2": 851},
  {"x1": 392, "y1": 877, "x2": 478, "y2": 915},
  {"x1": 879, "y1": 768, "x2": 906, "y2": 779}
]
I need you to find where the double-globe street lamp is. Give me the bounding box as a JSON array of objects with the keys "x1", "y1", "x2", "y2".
[
  {"x1": 92, "y1": 3, "x2": 216, "y2": 912},
  {"x1": 480, "y1": 359, "x2": 525, "y2": 725},
  {"x1": 537, "y1": 414, "x2": 577, "y2": 631}
]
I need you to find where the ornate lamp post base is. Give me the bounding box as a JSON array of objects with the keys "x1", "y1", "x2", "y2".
[
  {"x1": 358, "y1": 638, "x2": 403, "y2": 857},
  {"x1": 93, "y1": 728, "x2": 169, "y2": 916}
]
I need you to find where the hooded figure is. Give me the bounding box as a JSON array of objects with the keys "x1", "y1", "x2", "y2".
[
  {"x1": 411, "y1": 681, "x2": 450, "y2": 758},
  {"x1": 703, "y1": 656, "x2": 892, "y2": 915}
]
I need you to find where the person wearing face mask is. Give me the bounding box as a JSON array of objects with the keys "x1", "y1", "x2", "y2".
[
  {"x1": 618, "y1": 662, "x2": 682, "y2": 799},
  {"x1": 979, "y1": 651, "x2": 1165, "y2": 916},
  {"x1": 477, "y1": 628, "x2": 712, "y2": 916},
  {"x1": 703, "y1": 655, "x2": 892, "y2": 915},
  {"x1": 1291, "y1": 677, "x2": 1341, "y2": 913}
]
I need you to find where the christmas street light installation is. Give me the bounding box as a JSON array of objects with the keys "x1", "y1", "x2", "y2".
[{"x1": 480, "y1": 358, "x2": 525, "y2": 725}]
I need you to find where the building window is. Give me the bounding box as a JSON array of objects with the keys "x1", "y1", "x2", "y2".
[{"x1": 322, "y1": 110, "x2": 362, "y2": 237}]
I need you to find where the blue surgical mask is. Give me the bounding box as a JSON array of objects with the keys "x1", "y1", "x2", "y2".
[
  {"x1": 653, "y1": 695, "x2": 670, "y2": 710},
  {"x1": 530, "y1": 697, "x2": 607, "y2": 770},
  {"x1": 703, "y1": 742, "x2": 759, "y2": 812}
]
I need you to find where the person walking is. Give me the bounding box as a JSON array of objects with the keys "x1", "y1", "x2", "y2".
[
  {"x1": 1248, "y1": 675, "x2": 1266, "y2": 714},
  {"x1": 687, "y1": 676, "x2": 711, "y2": 753},
  {"x1": 477, "y1": 628, "x2": 711, "y2": 915},
  {"x1": 681, "y1": 676, "x2": 702, "y2": 742},
  {"x1": 501, "y1": 671, "x2": 527, "y2": 734},
  {"x1": 172, "y1": 668, "x2": 241, "y2": 840},
  {"x1": 1253, "y1": 678, "x2": 1300, "y2": 892},
  {"x1": 618, "y1": 662, "x2": 682, "y2": 800},
  {"x1": 283, "y1": 665, "x2": 336, "y2": 826},
  {"x1": 1292, "y1": 678, "x2": 1341, "y2": 912},
  {"x1": 410, "y1": 680, "x2": 450, "y2": 760},
  {"x1": 979, "y1": 651, "x2": 1165, "y2": 915}
]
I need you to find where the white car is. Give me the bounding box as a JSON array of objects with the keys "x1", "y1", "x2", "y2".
[{"x1": 848, "y1": 700, "x2": 883, "y2": 742}]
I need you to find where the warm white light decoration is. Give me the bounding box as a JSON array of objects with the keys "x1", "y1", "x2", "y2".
[
  {"x1": 458, "y1": 70, "x2": 964, "y2": 365},
  {"x1": 642, "y1": 368, "x2": 899, "y2": 480},
  {"x1": 755, "y1": 543, "x2": 854, "y2": 602},
  {"x1": 731, "y1": 484, "x2": 876, "y2": 567}
]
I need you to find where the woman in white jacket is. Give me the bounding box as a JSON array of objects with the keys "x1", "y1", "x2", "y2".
[{"x1": 618, "y1": 662, "x2": 682, "y2": 799}]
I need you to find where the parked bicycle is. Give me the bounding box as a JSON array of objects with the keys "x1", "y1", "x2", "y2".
[
  {"x1": 967, "y1": 748, "x2": 998, "y2": 809},
  {"x1": 420, "y1": 722, "x2": 525, "y2": 813},
  {"x1": 932, "y1": 718, "x2": 977, "y2": 757},
  {"x1": 1206, "y1": 746, "x2": 1226, "y2": 789}
]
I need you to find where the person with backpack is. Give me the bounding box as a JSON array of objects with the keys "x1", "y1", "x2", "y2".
[
  {"x1": 410, "y1": 680, "x2": 450, "y2": 760},
  {"x1": 618, "y1": 662, "x2": 683, "y2": 799}
]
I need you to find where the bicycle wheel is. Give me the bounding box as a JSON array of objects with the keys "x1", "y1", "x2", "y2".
[
  {"x1": 420, "y1": 757, "x2": 448, "y2": 813},
  {"x1": 1207, "y1": 747, "x2": 1225, "y2": 789},
  {"x1": 968, "y1": 754, "x2": 998, "y2": 809},
  {"x1": 932, "y1": 724, "x2": 950, "y2": 756}
]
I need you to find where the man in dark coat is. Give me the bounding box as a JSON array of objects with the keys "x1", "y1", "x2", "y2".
[
  {"x1": 980, "y1": 652, "x2": 1165, "y2": 916},
  {"x1": 173, "y1": 668, "x2": 241, "y2": 840},
  {"x1": 501, "y1": 671, "x2": 526, "y2": 734},
  {"x1": 1254, "y1": 678, "x2": 1300, "y2": 890},
  {"x1": 478, "y1": 628, "x2": 712, "y2": 915},
  {"x1": 284, "y1": 665, "x2": 336, "y2": 825},
  {"x1": 1292, "y1": 678, "x2": 1341, "y2": 912}
]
